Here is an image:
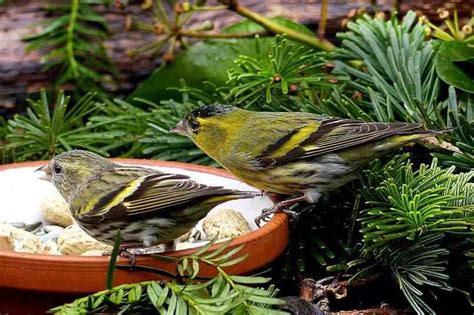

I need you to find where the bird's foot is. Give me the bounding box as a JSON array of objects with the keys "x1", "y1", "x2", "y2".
[
  {"x1": 120, "y1": 246, "x2": 168, "y2": 267},
  {"x1": 100, "y1": 243, "x2": 140, "y2": 266},
  {"x1": 122, "y1": 240, "x2": 175, "y2": 262},
  {"x1": 254, "y1": 196, "x2": 307, "y2": 227},
  {"x1": 112, "y1": 242, "x2": 175, "y2": 267},
  {"x1": 254, "y1": 208, "x2": 274, "y2": 226},
  {"x1": 117, "y1": 244, "x2": 144, "y2": 267},
  {"x1": 119, "y1": 250, "x2": 137, "y2": 267},
  {"x1": 101, "y1": 243, "x2": 172, "y2": 267}
]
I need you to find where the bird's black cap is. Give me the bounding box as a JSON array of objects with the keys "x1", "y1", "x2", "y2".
[{"x1": 190, "y1": 104, "x2": 236, "y2": 119}]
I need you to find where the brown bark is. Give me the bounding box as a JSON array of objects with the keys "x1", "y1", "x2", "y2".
[{"x1": 0, "y1": 0, "x2": 471, "y2": 114}]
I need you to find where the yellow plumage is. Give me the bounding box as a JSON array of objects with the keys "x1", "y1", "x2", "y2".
[
  {"x1": 171, "y1": 104, "x2": 439, "y2": 222},
  {"x1": 39, "y1": 150, "x2": 256, "y2": 248}
]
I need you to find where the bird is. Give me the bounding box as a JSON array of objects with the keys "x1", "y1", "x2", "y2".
[
  {"x1": 170, "y1": 104, "x2": 440, "y2": 225},
  {"x1": 36, "y1": 150, "x2": 257, "y2": 252}
]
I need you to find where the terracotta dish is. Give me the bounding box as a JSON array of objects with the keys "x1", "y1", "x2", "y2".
[{"x1": 0, "y1": 159, "x2": 289, "y2": 312}]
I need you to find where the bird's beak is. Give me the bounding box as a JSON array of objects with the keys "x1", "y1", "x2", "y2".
[
  {"x1": 169, "y1": 120, "x2": 188, "y2": 136},
  {"x1": 35, "y1": 164, "x2": 52, "y2": 182}
]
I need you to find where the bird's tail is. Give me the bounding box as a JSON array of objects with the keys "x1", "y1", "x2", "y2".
[
  {"x1": 376, "y1": 126, "x2": 445, "y2": 152},
  {"x1": 410, "y1": 128, "x2": 461, "y2": 153},
  {"x1": 391, "y1": 128, "x2": 461, "y2": 153}
]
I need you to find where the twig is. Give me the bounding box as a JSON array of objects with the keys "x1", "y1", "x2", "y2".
[
  {"x1": 317, "y1": 0, "x2": 328, "y2": 39},
  {"x1": 66, "y1": 0, "x2": 79, "y2": 78},
  {"x1": 116, "y1": 264, "x2": 211, "y2": 281},
  {"x1": 219, "y1": 0, "x2": 335, "y2": 51},
  {"x1": 189, "y1": 5, "x2": 228, "y2": 12},
  {"x1": 393, "y1": 0, "x2": 401, "y2": 12},
  {"x1": 178, "y1": 30, "x2": 270, "y2": 39}
]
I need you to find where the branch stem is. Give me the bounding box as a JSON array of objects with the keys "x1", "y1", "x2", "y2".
[
  {"x1": 66, "y1": 0, "x2": 79, "y2": 77},
  {"x1": 190, "y1": 5, "x2": 228, "y2": 11},
  {"x1": 178, "y1": 30, "x2": 270, "y2": 39},
  {"x1": 226, "y1": 2, "x2": 335, "y2": 51},
  {"x1": 317, "y1": 0, "x2": 328, "y2": 39}
]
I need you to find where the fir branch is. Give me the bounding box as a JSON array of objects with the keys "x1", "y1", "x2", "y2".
[
  {"x1": 226, "y1": 35, "x2": 342, "y2": 110},
  {"x1": 5, "y1": 90, "x2": 122, "y2": 161},
  {"x1": 87, "y1": 98, "x2": 155, "y2": 157},
  {"x1": 172, "y1": 35, "x2": 344, "y2": 113},
  {"x1": 359, "y1": 155, "x2": 474, "y2": 314},
  {"x1": 138, "y1": 96, "x2": 212, "y2": 165},
  {"x1": 24, "y1": 0, "x2": 116, "y2": 92},
  {"x1": 324, "y1": 11, "x2": 473, "y2": 170},
  {"x1": 336, "y1": 11, "x2": 439, "y2": 124},
  {"x1": 126, "y1": 0, "x2": 334, "y2": 61},
  {"x1": 51, "y1": 241, "x2": 287, "y2": 314},
  {"x1": 218, "y1": 0, "x2": 334, "y2": 51},
  {"x1": 431, "y1": 89, "x2": 474, "y2": 169},
  {"x1": 2, "y1": 90, "x2": 212, "y2": 163}
]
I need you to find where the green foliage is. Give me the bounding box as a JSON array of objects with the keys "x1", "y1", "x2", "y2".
[
  {"x1": 86, "y1": 98, "x2": 154, "y2": 158},
  {"x1": 434, "y1": 41, "x2": 474, "y2": 93},
  {"x1": 166, "y1": 35, "x2": 341, "y2": 116},
  {"x1": 424, "y1": 10, "x2": 474, "y2": 43},
  {"x1": 4, "y1": 90, "x2": 121, "y2": 161},
  {"x1": 329, "y1": 11, "x2": 473, "y2": 170},
  {"x1": 280, "y1": 190, "x2": 358, "y2": 281},
  {"x1": 359, "y1": 155, "x2": 474, "y2": 314},
  {"x1": 227, "y1": 35, "x2": 342, "y2": 111},
  {"x1": 139, "y1": 98, "x2": 212, "y2": 164},
  {"x1": 0, "y1": 89, "x2": 212, "y2": 164},
  {"x1": 104, "y1": 91, "x2": 210, "y2": 163},
  {"x1": 24, "y1": 0, "x2": 116, "y2": 92},
  {"x1": 51, "y1": 240, "x2": 287, "y2": 314},
  {"x1": 129, "y1": 18, "x2": 316, "y2": 104},
  {"x1": 426, "y1": 11, "x2": 474, "y2": 93},
  {"x1": 431, "y1": 88, "x2": 473, "y2": 169},
  {"x1": 336, "y1": 11, "x2": 439, "y2": 124}
]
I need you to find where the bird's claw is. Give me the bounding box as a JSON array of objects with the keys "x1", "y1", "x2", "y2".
[
  {"x1": 255, "y1": 202, "x2": 302, "y2": 227},
  {"x1": 254, "y1": 208, "x2": 274, "y2": 227},
  {"x1": 113, "y1": 245, "x2": 167, "y2": 267},
  {"x1": 108, "y1": 248, "x2": 137, "y2": 267},
  {"x1": 254, "y1": 204, "x2": 287, "y2": 227},
  {"x1": 126, "y1": 252, "x2": 137, "y2": 267}
]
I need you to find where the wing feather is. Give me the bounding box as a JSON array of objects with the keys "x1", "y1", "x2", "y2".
[
  {"x1": 78, "y1": 171, "x2": 245, "y2": 220},
  {"x1": 255, "y1": 119, "x2": 427, "y2": 168}
]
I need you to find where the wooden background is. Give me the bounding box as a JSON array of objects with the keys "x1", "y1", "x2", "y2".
[{"x1": 0, "y1": 0, "x2": 471, "y2": 114}]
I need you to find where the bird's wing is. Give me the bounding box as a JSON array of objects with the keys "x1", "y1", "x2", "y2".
[
  {"x1": 254, "y1": 118, "x2": 425, "y2": 168},
  {"x1": 73, "y1": 169, "x2": 240, "y2": 220}
]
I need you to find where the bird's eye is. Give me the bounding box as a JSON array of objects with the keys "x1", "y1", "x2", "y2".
[
  {"x1": 190, "y1": 120, "x2": 200, "y2": 132},
  {"x1": 53, "y1": 164, "x2": 63, "y2": 175}
]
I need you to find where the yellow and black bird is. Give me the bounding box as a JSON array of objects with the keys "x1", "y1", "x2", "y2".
[
  {"x1": 171, "y1": 104, "x2": 439, "y2": 224},
  {"x1": 38, "y1": 150, "x2": 256, "y2": 250}
]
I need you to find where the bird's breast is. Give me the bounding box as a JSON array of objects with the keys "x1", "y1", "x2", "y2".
[{"x1": 228, "y1": 155, "x2": 358, "y2": 196}]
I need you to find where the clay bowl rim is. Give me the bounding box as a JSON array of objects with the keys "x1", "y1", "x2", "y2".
[{"x1": 0, "y1": 158, "x2": 288, "y2": 263}]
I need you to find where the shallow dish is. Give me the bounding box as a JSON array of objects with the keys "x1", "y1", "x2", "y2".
[{"x1": 0, "y1": 159, "x2": 288, "y2": 298}]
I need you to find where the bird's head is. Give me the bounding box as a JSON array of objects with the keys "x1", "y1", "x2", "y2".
[
  {"x1": 170, "y1": 104, "x2": 245, "y2": 158},
  {"x1": 36, "y1": 150, "x2": 115, "y2": 203}
]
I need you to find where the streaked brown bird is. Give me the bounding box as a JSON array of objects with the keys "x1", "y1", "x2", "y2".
[{"x1": 38, "y1": 150, "x2": 256, "y2": 250}]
